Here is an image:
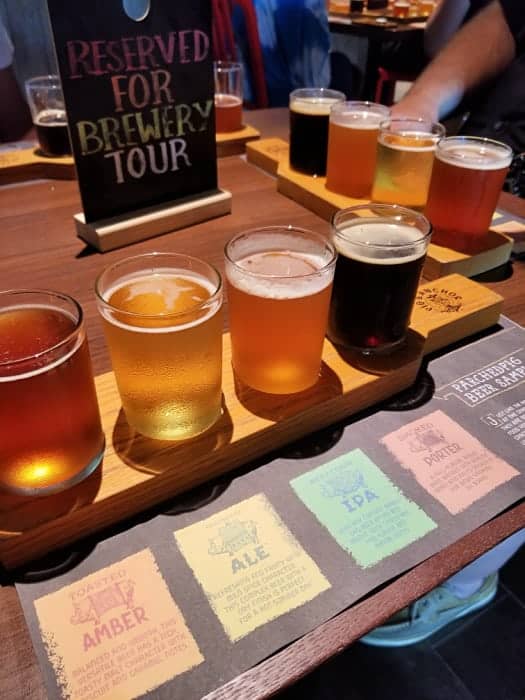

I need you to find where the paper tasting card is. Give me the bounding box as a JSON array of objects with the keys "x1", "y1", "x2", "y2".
[
  {"x1": 381, "y1": 410, "x2": 519, "y2": 514},
  {"x1": 291, "y1": 449, "x2": 437, "y2": 568},
  {"x1": 34, "y1": 549, "x2": 203, "y2": 700},
  {"x1": 174, "y1": 493, "x2": 331, "y2": 642}
]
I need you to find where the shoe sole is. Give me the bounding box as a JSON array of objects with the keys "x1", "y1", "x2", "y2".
[{"x1": 359, "y1": 583, "x2": 498, "y2": 648}]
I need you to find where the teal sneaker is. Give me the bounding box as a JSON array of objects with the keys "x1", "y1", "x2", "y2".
[{"x1": 359, "y1": 573, "x2": 498, "y2": 647}]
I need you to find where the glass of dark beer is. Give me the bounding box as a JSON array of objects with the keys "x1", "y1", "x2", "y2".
[
  {"x1": 289, "y1": 87, "x2": 345, "y2": 176},
  {"x1": 0, "y1": 290, "x2": 104, "y2": 495},
  {"x1": 328, "y1": 204, "x2": 432, "y2": 354},
  {"x1": 25, "y1": 75, "x2": 72, "y2": 157}
]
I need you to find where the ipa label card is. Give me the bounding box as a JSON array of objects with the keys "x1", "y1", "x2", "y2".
[
  {"x1": 291, "y1": 449, "x2": 436, "y2": 568},
  {"x1": 381, "y1": 410, "x2": 520, "y2": 514},
  {"x1": 174, "y1": 493, "x2": 331, "y2": 642},
  {"x1": 34, "y1": 549, "x2": 203, "y2": 700}
]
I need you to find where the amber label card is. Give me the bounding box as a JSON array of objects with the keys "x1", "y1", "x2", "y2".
[
  {"x1": 174, "y1": 493, "x2": 331, "y2": 642},
  {"x1": 34, "y1": 549, "x2": 203, "y2": 700},
  {"x1": 381, "y1": 410, "x2": 519, "y2": 514}
]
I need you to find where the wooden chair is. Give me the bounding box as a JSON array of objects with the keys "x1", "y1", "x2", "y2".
[{"x1": 374, "y1": 66, "x2": 418, "y2": 106}]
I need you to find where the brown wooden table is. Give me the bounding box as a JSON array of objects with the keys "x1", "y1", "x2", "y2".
[
  {"x1": 0, "y1": 108, "x2": 524, "y2": 699},
  {"x1": 328, "y1": 10, "x2": 425, "y2": 99}
]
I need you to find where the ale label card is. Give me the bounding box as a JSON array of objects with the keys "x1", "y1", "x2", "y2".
[
  {"x1": 381, "y1": 410, "x2": 519, "y2": 514},
  {"x1": 291, "y1": 449, "x2": 436, "y2": 568},
  {"x1": 174, "y1": 493, "x2": 331, "y2": 642},
  {"x1": 34, "y1": 549, "x2": 203, "y2": 700},
  {"x1": 46, "y1": 0, "x2": 217, "y2": 222}
]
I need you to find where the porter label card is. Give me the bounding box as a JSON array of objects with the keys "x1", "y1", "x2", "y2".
[
  {"x1": 34, "y1": 549, "x2": 203, "y2": 700},
  {"x1": 381, "y1": 410, "x2": 520, "y2": 514},
  {"x1": 46, "y1": 0, "x2": 217, "y2": 222},
  {"x1": 291, "y1": 449, "x2": 436, "y2": 568},
  {"x1": 174, "y1": 493, "x2": 331, "y2": 642}
]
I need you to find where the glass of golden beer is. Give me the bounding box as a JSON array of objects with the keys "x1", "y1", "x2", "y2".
[
  {"x1": 326, "y1": 101, "x2": 390, "y2": 198},
  {"x1": 225, "y1": 227, "x2": 337, "y2": 394},
  {"x1": 96, "y1": 253, "x2": 223, "y2": 440},
  {"x1": 214, "y1": 61, "x2": 243, "y2": 133},
  {"x1": 329, "y1": 204, "x2": 431, "y2": 354},
  {"x1": 371, "y1": 118, "x2": 445, "y2": 209},
  {"x1": 289, "y1": 87, "x2": 346, "y2": 176},
  {"x1": 0, "y1": 290, "x2": 104, "y2": 495},
  {"x1": 424, "y1": 135, "x2": 512, "y2": 251}
]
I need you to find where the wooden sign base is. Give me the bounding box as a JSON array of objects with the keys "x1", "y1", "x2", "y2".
[
  {"x1": 216, "y1": 124, "x2": 260, "y2": 157},
  {"x1": 246, "y1": 138, "x2": 513, "y2": 280},
  {"x1": 0, "y1": 146, "x2": 75, "y2": 185},
  {"x1": 74, "y1": 189, "x2": 232, "y2": 252},
  {"x1": 0, "y1": 274, "x2": 502, "y2": 569}
]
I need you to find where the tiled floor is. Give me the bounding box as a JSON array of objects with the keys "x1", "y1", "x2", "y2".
[{"x1": 280, "y1": 543, "x2": 525, "y2": 700}]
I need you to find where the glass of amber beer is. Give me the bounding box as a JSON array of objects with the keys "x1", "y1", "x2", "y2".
[
  {"x1": 326, "y1": 101, "x2": 390, "y2": 198},
  {"x1": 424, "y1": 135, "x2": 513, "y2": 250},
  {"x1": 289, "y1": 88, "x2": 346, "y2": 176},
  {"x1": 371, "y1": 118, "x2": 445, "y2": 209},
  {"x1": 329, "y1": 204, "x2": 431, "y2": 354},
  {"x1": 214, "y1": 61, "x2": 243, "y2": 133},
  {"x1": 96, "y1": 253, "x2": 223, "y2": 440},
  {"x1": 0, "y1": 290, "x2": 104, "y2": 495},
  {"x1": 225, "y1": 226, "x2": 337, "y2": 394}
]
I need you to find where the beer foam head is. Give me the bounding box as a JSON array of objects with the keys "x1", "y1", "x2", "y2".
[
  {"x1": 437, "y1": 140, "x2": 513, "y2": 170},
  {"x1": 226, "y1": 250, "x2": 334, "y2": 299},
  {"x1": 334, "y1": 221, "x2": 429, "y2": 264},
  {"x1": 290, "y1": 96, "x2": 343, "y2": 116},
  {"x1": 35, "y1": 108, "x2": 68, "y2": 126},
  {"x1": 379, "y1": 130, "x2": 439, "y2": 152},
  {"x1": 331, "y1": 108, "x2": 388, "y2": 130},
  {"x1": 100, "y1": 270, "x2": 221, "y2": 333}
]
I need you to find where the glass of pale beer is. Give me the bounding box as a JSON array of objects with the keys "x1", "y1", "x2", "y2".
[
  {"x1": 0, "y1": 290, "x2": 104, "y2": 495},
  {"x1": 225, "y1": 226, "x2": 337, "y2": 394},
  {"x1": 424, "y1": 135, "x2": 513, "y2": 250},
  {"x1": 214, "y1": 61, "x2": 243, "y2": 133},
  {"x1": 96, "y1": 253, "x2": 223, "y2": 440},
  {"x1": 371, "y1": 118, "x2": 445, "y2": 209},
  {"x1": 326, "y1": 101, "x2": 390, "y2": 198},
  {"x1": 289, "y1": 88, "x2": 346, "y2": 176},
  {"x1": 329, "y1": 204, "x2": 431, "y2": 354}
]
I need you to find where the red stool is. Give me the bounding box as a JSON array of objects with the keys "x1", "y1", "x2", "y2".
[{"x1": 374, "y1": 66, "x2": 418, "y2": 106}]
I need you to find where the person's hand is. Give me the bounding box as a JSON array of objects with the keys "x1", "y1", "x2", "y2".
[{"x1": 390, "y1": 94, "x2": 439, "y2": 122}]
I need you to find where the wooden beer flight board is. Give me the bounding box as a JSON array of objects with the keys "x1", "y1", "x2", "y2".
[
  {"x1": 0, "y1": 274, "x2": 502, "y2": 569},
  {"x1": 0, "y1": 127, "x2": 260, "y2": 187},
  {"x1": 246, "y1": 138, "x2": 514, "y2": 280}
]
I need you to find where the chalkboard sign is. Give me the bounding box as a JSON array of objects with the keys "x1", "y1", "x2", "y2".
[{"x1": 47, "y1": 0, "x2": 218, "y2": 223}]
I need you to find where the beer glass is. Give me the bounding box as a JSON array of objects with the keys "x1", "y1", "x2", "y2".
[
  {"x1": 214, "y1": 61, "x2": 243, "y2": 133},
  {"x1": 371, "y1": 118, "x2": 445, "y2": 209},
  {"x1": 326, "y1": 101, "x2": 390, "y2": 198},
  {"x1": 96, "y1": 253, "x2": 223, "y2": 440},
  {"x1": 225, "y1": 226, "x2": 337, "y2": 394},
  {"x1": 425, "y1": 135, "x2": 513, "y2": 250},
  {"x1": 0, "y1": 290, "x2": 104, "y2": 495},
  {"x1": 393, "y1": 1, "x2": 410, "y2": 18},
  {"x1": 25, "y1": 75, "x2": 72, "y2": 156},
  {"x1": 329, "y1": 204, "x2": 431, "y2": 354},
  {"x1": 289, "y1": 87, "x2": 346, "y2": 176}
]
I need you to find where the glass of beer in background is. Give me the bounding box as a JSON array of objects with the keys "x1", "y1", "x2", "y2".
[
  {"x1": 225, "y1": 226, "x2": 337, "y2": 394},
  {"x1": 0, "y1": 290, "x2": 104, "y2": 495},
  {"x1": 289, "y1": 87, "x2": 345, "y2": 176},
  {"x1": 393, "y1": 1, "x2": 410, "y2": 18},
  {"x1": 214, "y1": 61, "x2": 243, "y2": 133},
  {"x1": 371, "y1": 118, "x2": 445, "y2": 209},
  {"x1": 25, "y1": 75, "x2": 72, "y2": 156},
  {"x1": 96, "y1": 253, "x2": 223, "y2": 440},
  {"x1": 329, "y1": 204, "x2": 431, "y2": 354},
  {"x1": 425, "y1": 135, "x2": 512, "y2": 251},
  {"x1": 326, "y1": 101, "x2": 390, "y2": 198}
]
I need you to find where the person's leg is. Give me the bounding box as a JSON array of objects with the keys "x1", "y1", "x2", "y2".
[
  {"x1": 360, "y1": 529, "x2": 525, "y2": 647},
  {"x1": 444, "y1": 528, "x2": 525, "y2": 598}
]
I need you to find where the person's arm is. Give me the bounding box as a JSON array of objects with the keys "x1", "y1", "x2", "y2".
[
  {"x1": 423, "y1": 0, "x2": 470, "y2": 58},
  {"x1": 392, "y1": 0, "x2": 516, "y2": 121}
]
